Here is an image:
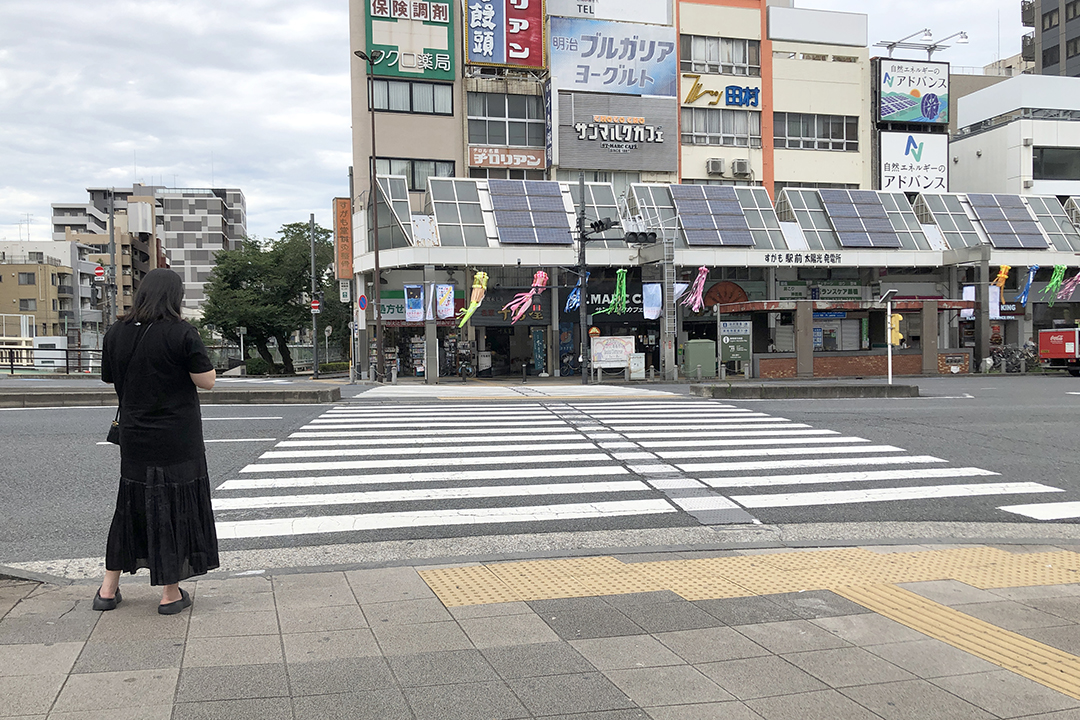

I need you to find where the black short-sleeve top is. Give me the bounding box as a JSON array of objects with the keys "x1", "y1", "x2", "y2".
[{"x1": 102, "y1": 319, "x2": 214, "y2": 465}]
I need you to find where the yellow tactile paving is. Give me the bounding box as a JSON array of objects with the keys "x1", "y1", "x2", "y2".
[
  {"x1": 485, "y1": 559, "x2": 592, "y2": 601},
  {"x1": 418, "y1": 565, "x2": 521, "y2": 607},
  {"x1": 836, "y1": 583, "x2": 1080, "y2": 700}
]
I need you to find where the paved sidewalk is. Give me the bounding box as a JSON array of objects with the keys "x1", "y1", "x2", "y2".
[{"x1": 6, "y1": 543, "x2": 1080, "y2": 719}]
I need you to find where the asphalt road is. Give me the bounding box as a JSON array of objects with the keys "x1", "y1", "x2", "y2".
[{"x1": 1, "y1": 374, "x2": 1079, "y2": 571}]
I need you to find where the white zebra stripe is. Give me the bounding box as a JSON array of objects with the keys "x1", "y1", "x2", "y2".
[
  {"x1": 699, "y1": 466, "x2": 1000, "y2": 489},
  {"x1": 733, "y1": 482, "x2": 1061, "y2": 509}
]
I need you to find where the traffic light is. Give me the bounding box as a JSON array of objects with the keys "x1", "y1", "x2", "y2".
[
  {"x1": 625, "y1": 231, "x2": 658, "y2": 243},
  {"x1": 589, "y1": 217, "x2": 616, "y2": 234},
  {"x1": 889, "y1": 313, "x2": 903, "y2": 346}
]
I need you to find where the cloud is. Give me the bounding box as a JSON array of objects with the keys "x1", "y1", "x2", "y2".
[{"x1": 0, "y1": 0, "x2": 349, "y2": 242}]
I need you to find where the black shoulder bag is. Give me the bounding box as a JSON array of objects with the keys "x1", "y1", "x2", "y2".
[{"x1": 107, "y1": 323, "x2": 153, "y2": 445}]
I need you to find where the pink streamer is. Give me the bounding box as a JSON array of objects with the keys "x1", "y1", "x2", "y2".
[
  {"x1": 680, "y1": 266, "x2": 710, "y2": 313},
  {"x1": 500, "y1": 271, "x2": 549, "y2": 324},
  {"x1": 1058, "y1": 271, "x2": 1080, "y2": 302}
]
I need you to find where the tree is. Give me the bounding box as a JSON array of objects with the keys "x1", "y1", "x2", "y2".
[{"x1": 201, "y1": 221, "x2": 345, "y2": 375}]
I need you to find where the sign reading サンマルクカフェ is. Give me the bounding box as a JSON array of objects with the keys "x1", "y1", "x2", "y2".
[
  {"x1": 365, "y1": 0, "x2": 454, "y2": 81},
  {"x1": 556, "y1": 91, "x2": 677, "y2": 171}
]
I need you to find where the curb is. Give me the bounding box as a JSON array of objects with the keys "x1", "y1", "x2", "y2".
[
  {"x1": 0, "y1": 386, "x2": 341, "y2": 407},
  {"x1": 691, "y1": 384, "x2": 919, "y2": 399}
]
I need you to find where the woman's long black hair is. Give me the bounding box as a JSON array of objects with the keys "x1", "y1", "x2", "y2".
[{"x1": 123, "y1": 268, "x2": 184, "y2": 323}]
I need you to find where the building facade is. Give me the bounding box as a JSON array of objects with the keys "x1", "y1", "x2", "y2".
[{"x1": 1026, "y1": 0, "x2": 1080, "y2": 75}]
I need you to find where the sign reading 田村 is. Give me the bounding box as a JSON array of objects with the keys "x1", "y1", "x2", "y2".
[
  {"x1": 468, "y1": 146, "x2": 546, "y2": 169},
  {"x1": 365, "y1": 0, "x2": 454, "y2": 81},
  {"x1": 879, "y1": 132, "x2": 948, "y2": 193},
  {"x1": 549, "y1": 17, "x2": 678, "y2": 97},
  {"x1": 682, "y1": 74, "x2": 762, "y2": 108},
  {"x1": 465, "y1": 0, "x2": 545, "y2": 68},
  {"x1": 877, "y1": 59, "x2": 949, "y2": 124},
  {"x1": 546, "y1": 0, "x2": 672, "y2": 26}
]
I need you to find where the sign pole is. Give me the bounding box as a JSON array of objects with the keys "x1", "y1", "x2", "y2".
[
  {"x1": 310, "y1": 214, "x2": 319, "y2": 379},
  {"x1": 577, "y1": 173, "x2": 589, "y2": 386}
]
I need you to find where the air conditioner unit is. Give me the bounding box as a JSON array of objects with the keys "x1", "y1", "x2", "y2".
[
  {"x1": 1023, "y1": 179, "x2": 1034, "y2": 188},
  {"x1": 731, "y1": 158, "x2": 751, "y2": 177},
  {"x1": 706, "y1": 158, "x2": 725, "y2": 176}
]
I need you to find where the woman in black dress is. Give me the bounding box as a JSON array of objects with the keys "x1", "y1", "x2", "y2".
[{"x1": 95, "y1": 268, "x2": 220, "y2": 614}]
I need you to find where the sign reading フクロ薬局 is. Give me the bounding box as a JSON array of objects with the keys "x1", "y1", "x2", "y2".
[
  {"x1": 879, "y1": 131, "x2": 948, "y2": 194},
  {"x1": 366, "y1": 0, "x2": 454, "y2": 81},
  {"x1": 549, "y1": 17, "x2": 678, "y2": 97},
  {"x1": 465, "y1": 0, "x2": 546, "y2": 68}
]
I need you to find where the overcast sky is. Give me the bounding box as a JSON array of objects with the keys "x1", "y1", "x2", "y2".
[{"x1": 0, "y1": 0, "x2": 1026, "y2": 245}]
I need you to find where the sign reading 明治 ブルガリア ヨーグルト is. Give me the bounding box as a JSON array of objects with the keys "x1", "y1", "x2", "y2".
[
  {"x1": 365, "y1": 0, "x2": 454, "y2": 81},
  {"x1": 549, "y1": 17, "x2": 678, "y2": 97},
  {"x1": 879, "y1": 131, "x2": 948, "y2": 193},
  {"x1": 877, "y1": 59, "x2": 949, "y2": 124}
]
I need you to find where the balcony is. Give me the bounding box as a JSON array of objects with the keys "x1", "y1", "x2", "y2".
[
  {"x1": 1022, "y1": 31, "x2": 1036, "y2": 62},
  {"x1": 57, "y1": 285, "x2": 74, "y2": 297},
  {"x1": 59, "y1": 311, "x2": 75, "y2": 320},
  {"x1": 1022, "y1": 0, "x2": 1035, "y2": 27}
]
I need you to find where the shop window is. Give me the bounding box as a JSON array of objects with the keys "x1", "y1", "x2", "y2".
[
  {"x1": 774, "y1": 112, "x2": 858, "y2": 151},
  {"x1": 680, "y1": 107, "x2": 762, "y2": 147},
  {"x1": 1033, "y1": 147, "x2": 1080, "y2": 180},
  {"x1": 467, "y1": 93, "x2": 545, "y2": 147},
  {"x1": 679, "y1": 35, "x2": 761, "y2": 76},
  {"x1": 468, "y1": 168, "x2": 545, "y2": 180},
  {"x1": 375, "y1": 158, "x2": 455, "y2": 191},
  {"x1": 372, "y1": 79, "x2": 453, "y2": 115}
]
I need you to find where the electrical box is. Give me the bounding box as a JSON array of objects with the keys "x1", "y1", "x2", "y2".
[{"x1": 683, "y1": 339, "x2": 717, "y2": 378}]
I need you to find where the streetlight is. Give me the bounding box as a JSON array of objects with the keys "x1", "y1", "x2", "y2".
[
  {"x1": 879, "y1": 288, "x2": 898, "y2": 385},
  {"x1": 873, "y1": 29, "x2": 968, "y2": 60},
  {"x1": 925, "y1": 31, "x2": 968, "y2": 60},
  {"x1": 354, "y1": 48, "x2": 385, "y2": 381}
]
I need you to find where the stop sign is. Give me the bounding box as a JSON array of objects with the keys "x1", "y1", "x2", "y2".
[
  {"x1": 94, "y1": 266, "x2": 105, "y2": 278},
  {"x1": 311, "y1": 299, "x2": 321, "y2": 313}
]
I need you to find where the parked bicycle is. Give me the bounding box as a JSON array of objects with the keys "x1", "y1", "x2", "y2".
[
  {"x1": 989, "y1": 344, "x2": 1039, "y2": 373},
  {"x1": 559, "y1": 353, "x2": 579, "y2": 376}
]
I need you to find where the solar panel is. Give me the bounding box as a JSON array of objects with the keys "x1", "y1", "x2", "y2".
[
  {"x1": 678, "y1": 200, "x2": 711, "y2": 214},
  {"x1": 681, "y1": 215, "x2": 716, "y2": 229},
  {"x1": 488, "y1": 179, "x2": 573, "y2": 245},
  {"x1": 880, "y1": 94, "x2": 918, "y2": 117},
  {"x1": 523, "y1": 180, "x2": 561, "y2": 196},
  {"x1": 831, "y1": 217, "x2": 864, "y2": 231},
  {"x1": 978, "y1": 207, "x2": 1007, "y2": 221},
  {"x1": 684, "y1": 229, "x2": 724, "y2": 245},
  {"x1": 818, "y1": 190, "x2": 902, "y2": 248},
  {"x1": 703, "y1": 185, "x2": 738, "y2": 201},
  {"x1": 489, "y1": 179, "x2": 525, "y2": 195},
  {"x1": 498, "y1": 227, "x2": 536, "y2": 243},
  {"x1": 669, "y1": 185, "x2": 705, "y2": 200},
  {"x1": 819, "y1": 189, "x2": 851, "y2": 203},
  {"x1": 966, "y1": 193, "x2": 997, "y2": 207},
  {"x1": 966, "y1": 194, "x2": 1050, "y2": 250},
  {"x1": 710, "y1": 201, "x2": 742, "y2": 215},
  {"x1": 1001, "y1": 206, "x2": 1033, "y2": 222},
  {"x1": 849, "y1": 190, "x2": 880, "y2": 204},
  {"x1": 537, "y1": 228, "x2": 571, "y2": 244},
  {"x1": 527, "y1": 195, "x2": 566, "y2": 211},
  {"x1": 837, "y1": 232, "x2": 872, "y2": 247},
  {"x1": 861, "y1": 217, "x2": 895, "y2": 232},
  {"x1": 996, "y1": 194, "x2": 1027, "y2": 207},
  {"x1": 721, "y1": 230, "x2": 755, "y2": 245},
  {"x1": 826, "y1": 203, "x2": 860, "y2": 218}
]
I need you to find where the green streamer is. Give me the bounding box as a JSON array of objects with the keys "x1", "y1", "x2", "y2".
[
  {"x1": 1042, "y1": 265, "x2": 1067, "y2": 308},
  {"x1": 593, "y1": 269, "x2": 627, "y2": 316}
]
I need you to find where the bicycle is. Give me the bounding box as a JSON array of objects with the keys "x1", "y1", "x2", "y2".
[{"x1": 559, "y1": 353, "x2": 579, "y2": 376}]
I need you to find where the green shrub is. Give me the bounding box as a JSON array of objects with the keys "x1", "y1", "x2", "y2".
[
  {"x1": 319, "y1": 361, "x2": 350, "y2": 373},
  {"x1": 245, "y1": 357, "x2": 277, "y2": 375}
]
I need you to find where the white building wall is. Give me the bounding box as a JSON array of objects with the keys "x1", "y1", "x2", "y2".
[{"x1": 951, "y1": 118, "x2": 1080, "y2": 196}]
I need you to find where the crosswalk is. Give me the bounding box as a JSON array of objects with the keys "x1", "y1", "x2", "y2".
[{"x1": 210, "y1": 399, "x2": 1073, "y2": 543}]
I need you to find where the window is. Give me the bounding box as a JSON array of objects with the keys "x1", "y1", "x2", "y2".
[
  {"x1": 372, "y1": 79, "x2": 453, "y2": 115},
  {"x1": 679, "y1": 35, "x2": 761, "y2": 76},
  {"x1": 375, "y1": 158, "x2": 455, "y2": 191},
  {"x1": 28, "y1": 251, "x2": 43, "y2": 262},
  {"x1": 1069, "y1": 0, "x2": 1079, "y2": 21},
  {"x1": 680, "y1": 107, "x2": 762, "y2": 147},
  {"x1": 17, "y1": 272, "x2": 35, "y2": 285},
  {"x1": 52, "y1": 299, "x2": 58, "y2": 311},
  {"x1": 1044, "y1": 44, "x2": 1061, "y2": 66},
  {"x1": 19, "y1": 299, "x2": 36, "y2": 311},
  {"x1": 1034, "y1": 147, "x2": 1080, "y2": 179},
  {"x1": 774, "y1": 113, "x2": 859, "y2": 151},
  {"x1": 1044, "y1": 8, "x2": 1060, "y2": 29},
  {"x1": 467, "y1": 93, "x2": 545, "y2": 147},
  {"x1": 1069, "y1": 38, "x2": 1080, "y2": 58},
  {"x1": 468, "y1": 168, "x2": 546, "y2": 180}
]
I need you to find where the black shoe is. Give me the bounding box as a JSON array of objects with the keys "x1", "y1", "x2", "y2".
[
  {"x1": 93, "y1": 588, "x2": 122, "y2": 611},
  {"x1": 157, "y1": 588, "x2": 192, "y2": 615}
]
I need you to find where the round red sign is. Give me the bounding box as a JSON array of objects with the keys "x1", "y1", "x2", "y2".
[{"x1": 94, "y1": 266, "x2": 105, "y2": 278}]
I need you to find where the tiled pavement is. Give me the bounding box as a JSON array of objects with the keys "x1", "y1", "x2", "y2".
[{"x1": 7, "y1": 545, "x2": 1080, "y2": 719}]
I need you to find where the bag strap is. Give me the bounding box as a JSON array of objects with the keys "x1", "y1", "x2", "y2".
[{"x1": 116, "y1": 322, "x2": 153, "y2": 408}]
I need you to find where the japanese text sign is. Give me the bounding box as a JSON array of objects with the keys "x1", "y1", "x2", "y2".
[
  {"x1": 333, "y1": 197, "x2": 352, "y2": 280},
  {"x1": 466, "y1": 0, "x2": 545, "y2": 68},
  {"x1": 546, "y1": 0, "x2": 671, "y2": 25},
  {"x1": 878, "y1": 60, "x2": 949, "y2": 124},
  {"x1": 549, "y1": 17, "x2": 677, "y2": 97},
  {"x1": 880, "y1": 132, "x2": 949, "y2": 194},
  {"x1": 469, "y1": 146, "x2": 547, "y2": 168},
  {"x1": 365, "y1": 0, "x2": 454, "y2": 81}
]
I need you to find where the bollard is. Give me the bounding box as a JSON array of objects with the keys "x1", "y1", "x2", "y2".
[
  {"x1": 649, "y1": 366, "x2": 655, "y2": 382},
  {"x1": 8, "y1": 349, "x2": 14, "y2": 375},
  {"x1": 369, "y1": 363, "x2": 377, "y2": 382},
  {"x1": 625, "y1": 363, "x2": 630, "y2": 382},
  {"x1": 522, "y1": 363, "x2": 527, "y2": 383},
  {"x1": 391, "y1": 365, "x2": 398, "y2": 384},
  {"x1": 720, "y1": 363, "x2": 726, "y2": 381},
  {"x1": 696, "y1": 364, "x2": 701, "y2": 381}
]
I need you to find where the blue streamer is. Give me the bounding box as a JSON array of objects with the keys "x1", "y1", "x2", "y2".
[
  {"x1": 1015, "y1": 266, "x2": 1039, "y2": 307},
  {"x1": 564, "y1": 272, "x2": 590, "y2": 313}
]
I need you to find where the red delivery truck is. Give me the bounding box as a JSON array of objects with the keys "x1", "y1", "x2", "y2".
[{"x1": 1040, "y1": 328, "x2": 1080, "y2": 376}]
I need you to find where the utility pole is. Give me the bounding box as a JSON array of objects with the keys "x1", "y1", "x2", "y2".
[
  {"x1": 310, "y1": 214, "x2": 319, "y2": 379},
  {"x1": 577, "y1": 173, "x2": 589, "y2": 385},
  {"x1": 108, "y1": 190, "x2": 117, "y2": 327}
]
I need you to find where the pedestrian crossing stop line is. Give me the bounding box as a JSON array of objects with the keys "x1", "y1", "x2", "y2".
[
  {"x1": 214, "y1": 499, "x2": 678, "y2": 539},
  {"x1": 999, "y1": 500, "x2": 1080, "y2": 521}
]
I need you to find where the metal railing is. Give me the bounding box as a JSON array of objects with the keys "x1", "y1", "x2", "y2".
[{"x1": 3, "y1": 347, "x2": 102, "y2": 375}]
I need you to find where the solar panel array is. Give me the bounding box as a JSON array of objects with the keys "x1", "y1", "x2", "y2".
[
  {"x1": 488, "y1": 180, "x2": 573, "y2": 245},
  {"x1": 880, "y1": 94, "x2": 919, "y2": 118},
  {"x1": 670, "y1": 185, "x2": 754, "y2": 246},
  {"x1": 966, "y1": 194, "x2": 1048, "y2": 249},
  {"x1": 818, "y1": 189, "x2": 902, "y2": 248}
]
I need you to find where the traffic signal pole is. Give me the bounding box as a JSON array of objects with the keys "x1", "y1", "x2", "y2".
[
  {"x1": 886, "y1": 298, "x2": 893, "y2": 386},
  {"x1": 310, "y1": 214, "x2": 319, "y2": 379},
  {"x1": 577, "y1": 174, "x2": 588, "y2": 385}
]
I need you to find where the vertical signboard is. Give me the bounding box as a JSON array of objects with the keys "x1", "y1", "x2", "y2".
[
  {"x1": 365, "y1": 0, "x2": 454, "y2": 81},
  {"x1": 876, "y1": 60, "x2": 949, "y2": 124},
  {"x1": 549, "y1": 17, "x2": 678, "y2": 97},
  {"x1": 465, "y1": 0, "x2": 546, "y2": 68},
  {"x1": 879, "y1": 131, "x2": 949, "y2": 193},
  {"x1": 333, "y1": 197, "x2": 353, "y2": 280}
]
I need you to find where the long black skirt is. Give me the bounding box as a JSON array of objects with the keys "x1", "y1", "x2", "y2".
[{"x1": 105, "y1": 455, "x2": 220, "y2": 586}]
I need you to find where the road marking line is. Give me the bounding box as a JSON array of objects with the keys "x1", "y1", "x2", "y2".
[
  {"x1": 623, "y1": 429, "x2": 838, "y2": 439},
  {"x1": 214, "y1": 499, "x2": 677, "y2": 539},
  {"x1": 304, "y1": 419, "x2": 567, "y2": 428},
  {"x1": 213, "y1": 480, "x2": 651, "y2": 511},
  {"x1": 203, "y1": 417, "x2": 284, "y2": 421},
  {"x1": 641, "y1": 436, "x2": 867, "y2": 448},
  {"x1": 700, "y1": 467, "x2": 1000, "y2": 489},
  {"x1": 603, "y1": 417, "x2": 793, "y2": 425},
  {"x1": 678, "y1": 455, "x2": 946, "y2": 473},
  {"x1": 998, "y1": 500, "x2": 1080, "y2": 520},
  {"x1": 289, "y1": 427, "x2": 575, "y2": 438},
  {"x1": 732, "y1": 482, "x2": 1061, "y2": 508},
  {"x1": 276, "y1": 433, "x2": 586, "y2": 447},
  {"x1": 241, "y1": 452, "x2": 611, "y2": 473},
  {"x1": 604, "y1": 423, "x2": 813, "y2": 432},
  {"x1": 259, "y1": 441, "x2": 597, "y2": 460},
  {"x1": 97, "y1": 438, "x2": 278, "y2": 446},
  {"x1": 659, "y1": 444, "x2": 904, "y2": 460},
  {"x1": 218, "y1": 465, "x2": 630, "y2": 490}
]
